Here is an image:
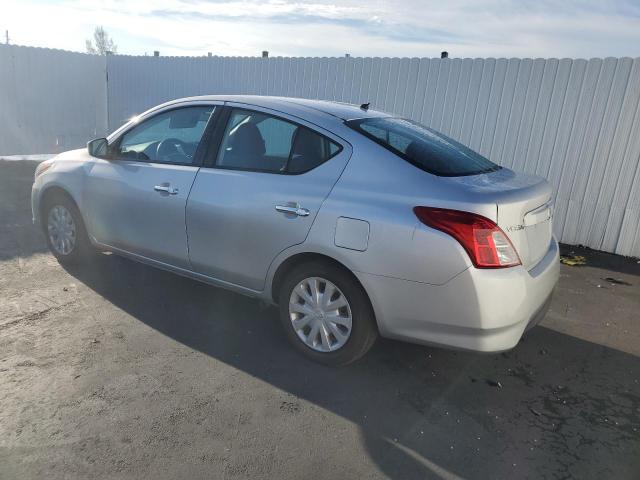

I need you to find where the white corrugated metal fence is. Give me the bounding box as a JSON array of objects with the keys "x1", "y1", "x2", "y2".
[
  {"x1": 1, "y1": 45, "x2": 639, "y2": 256},
  {"x1": 0, "y1": 45, "x2": 108, "y2": 155},
  {"x1": 101, "y1": 54, "x2": 640, "y2": 258}
]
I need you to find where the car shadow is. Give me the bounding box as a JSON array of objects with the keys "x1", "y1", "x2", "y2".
[{"x1": 63, "y1": 253, "x2": 640, "y2": 479}]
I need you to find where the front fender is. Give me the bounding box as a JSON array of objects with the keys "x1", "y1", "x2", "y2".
[{"x1": 31, "y1": 152, "x2": 91, "y2": 230}]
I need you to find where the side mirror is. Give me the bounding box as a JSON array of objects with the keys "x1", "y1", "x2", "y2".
[{"x1": 87, "y1": 138, "x2": 109, "y2": 158}]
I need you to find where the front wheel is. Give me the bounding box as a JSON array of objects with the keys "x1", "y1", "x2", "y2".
[
  {"x1": 42, "y1": 193, "x2": 93, "y2": 265},
  {"x1": 278, "y1": 261, "x2": 378, "y2": 366}
]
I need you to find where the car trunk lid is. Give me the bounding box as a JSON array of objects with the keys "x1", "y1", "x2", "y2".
[{"x1": 441, "y1": 168, "x2": 553, "y2": 270}]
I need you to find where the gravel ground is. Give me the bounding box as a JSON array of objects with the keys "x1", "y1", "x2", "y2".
[{"x1": 1, "y1": 160, "x2": 639, "y2": 479}]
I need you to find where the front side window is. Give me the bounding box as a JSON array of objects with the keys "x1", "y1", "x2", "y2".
[
  {"x1": 347, "y1": 117, "x2": 500, "y2": 177},
  {"x1": 116, "y1": 106, "x2": 214, "y2": 164},
  {"x1": 216, "y1": 109, "x2": 341, "y2": 174}
]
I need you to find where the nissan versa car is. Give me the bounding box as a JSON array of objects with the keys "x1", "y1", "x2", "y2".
[{"x1": 32, "y1": 96, "x2": 559, "y2": 365}]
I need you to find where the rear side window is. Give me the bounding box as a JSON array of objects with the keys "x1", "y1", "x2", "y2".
[
  {"x1": 347, "y1": 117, "x2": 500, "y2": 177},
  {"x1": 216, "y1": 109, "x2": 341, "y2": 174},
  {"x1": 288, "y1": 127, "x2": 340, "y2": 174},
  {"x1": 256, "y1": 117, "x2": 297, "y2": 158}
]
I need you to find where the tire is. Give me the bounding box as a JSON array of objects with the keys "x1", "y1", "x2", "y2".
[
  {"x1": 42, "y1": 192, "x2": 93, "y2": 266},
  {"x1": 278, "y1": 261, "x2": 378, "y2": 366}
]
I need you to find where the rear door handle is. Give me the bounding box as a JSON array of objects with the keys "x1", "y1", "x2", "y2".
[
  {"x1": 275, "y1": 204, "x2": 310, "y2": 217},
  {"x1": 154, "y1": 185, "x2": 179, "y2": 195}
]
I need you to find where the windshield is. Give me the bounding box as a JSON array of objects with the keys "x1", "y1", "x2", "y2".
[{"x1": 347, "y1": 117, "x2": 501, "y2": 177}]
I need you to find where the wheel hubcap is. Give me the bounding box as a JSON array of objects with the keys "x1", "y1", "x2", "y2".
[
  {"x1": 47, "y1": 205, "x2": 76, "y2": 256},
  {"x1": 289, "y1": 277, "x2": 352, "y2": 352}
]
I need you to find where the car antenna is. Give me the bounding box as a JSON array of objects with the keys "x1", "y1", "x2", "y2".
[{"x1": 360, "y1": 102, "x2": 370, "y2": 111}]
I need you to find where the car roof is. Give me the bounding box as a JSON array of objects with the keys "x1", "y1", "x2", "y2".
[
  {"x1": 267, "y1": 97, "x2": 389, "y2": 121},
  {"x1": 108, "y1": 95, "x2": 391, "y2": 143},
  {"x1": 165, "y1": 95, "x2": 389, "y2": 122}
]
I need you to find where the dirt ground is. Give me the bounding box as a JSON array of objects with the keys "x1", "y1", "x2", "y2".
[{"x1": 1, "y1": 160, "x2": 639, "y2": 479}]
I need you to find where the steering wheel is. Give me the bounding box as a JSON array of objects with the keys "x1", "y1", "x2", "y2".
[{"x1": 156, "y1": 138, "x2": 189, "y2": 162}]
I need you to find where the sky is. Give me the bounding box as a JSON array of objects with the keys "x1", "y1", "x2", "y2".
[{"x1": 2, "y1": 0, "x2": 640, "y2": 58}]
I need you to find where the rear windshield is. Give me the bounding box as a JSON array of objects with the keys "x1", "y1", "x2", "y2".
[{"x1": 346, "y1": 117, "x2": 501, "y2": 177}]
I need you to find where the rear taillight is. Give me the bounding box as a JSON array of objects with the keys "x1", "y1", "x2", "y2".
[{"x1": 413, "y1": 207, "x2": 521, "y2": 268}]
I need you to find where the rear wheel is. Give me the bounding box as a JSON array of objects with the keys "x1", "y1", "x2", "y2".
[
  {"x1": 42, "y1": 193, "x2": 93, "y2": 265},
  {"x1": 278, "y1": 261, "x2": 377, "y2": 366}
]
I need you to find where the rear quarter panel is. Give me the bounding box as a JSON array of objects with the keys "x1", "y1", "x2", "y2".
[{"x1": 267, "y1": 140, "x2": 487, "y2": 290}]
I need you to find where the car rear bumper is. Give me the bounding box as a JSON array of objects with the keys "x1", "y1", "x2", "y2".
[{"x1": 355, "y1": 237, "x2": 560, "y2": 352}]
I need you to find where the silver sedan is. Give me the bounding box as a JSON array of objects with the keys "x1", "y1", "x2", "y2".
[{"x1": 32, "y1": 96, "x2": 559, "y2": 365}]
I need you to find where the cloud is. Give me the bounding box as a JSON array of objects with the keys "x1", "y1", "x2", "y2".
[{"x1": 2, "y1": 0, "x2": 640, "y2": 58}]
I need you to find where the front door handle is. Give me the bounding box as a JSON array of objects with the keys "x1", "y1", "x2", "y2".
[
  {"x1": 154, "y1": 185, "x2": 179, "y2": 195},
  {"x1": 275, "y1": 204, "x2": 310, "y2": 217}
]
